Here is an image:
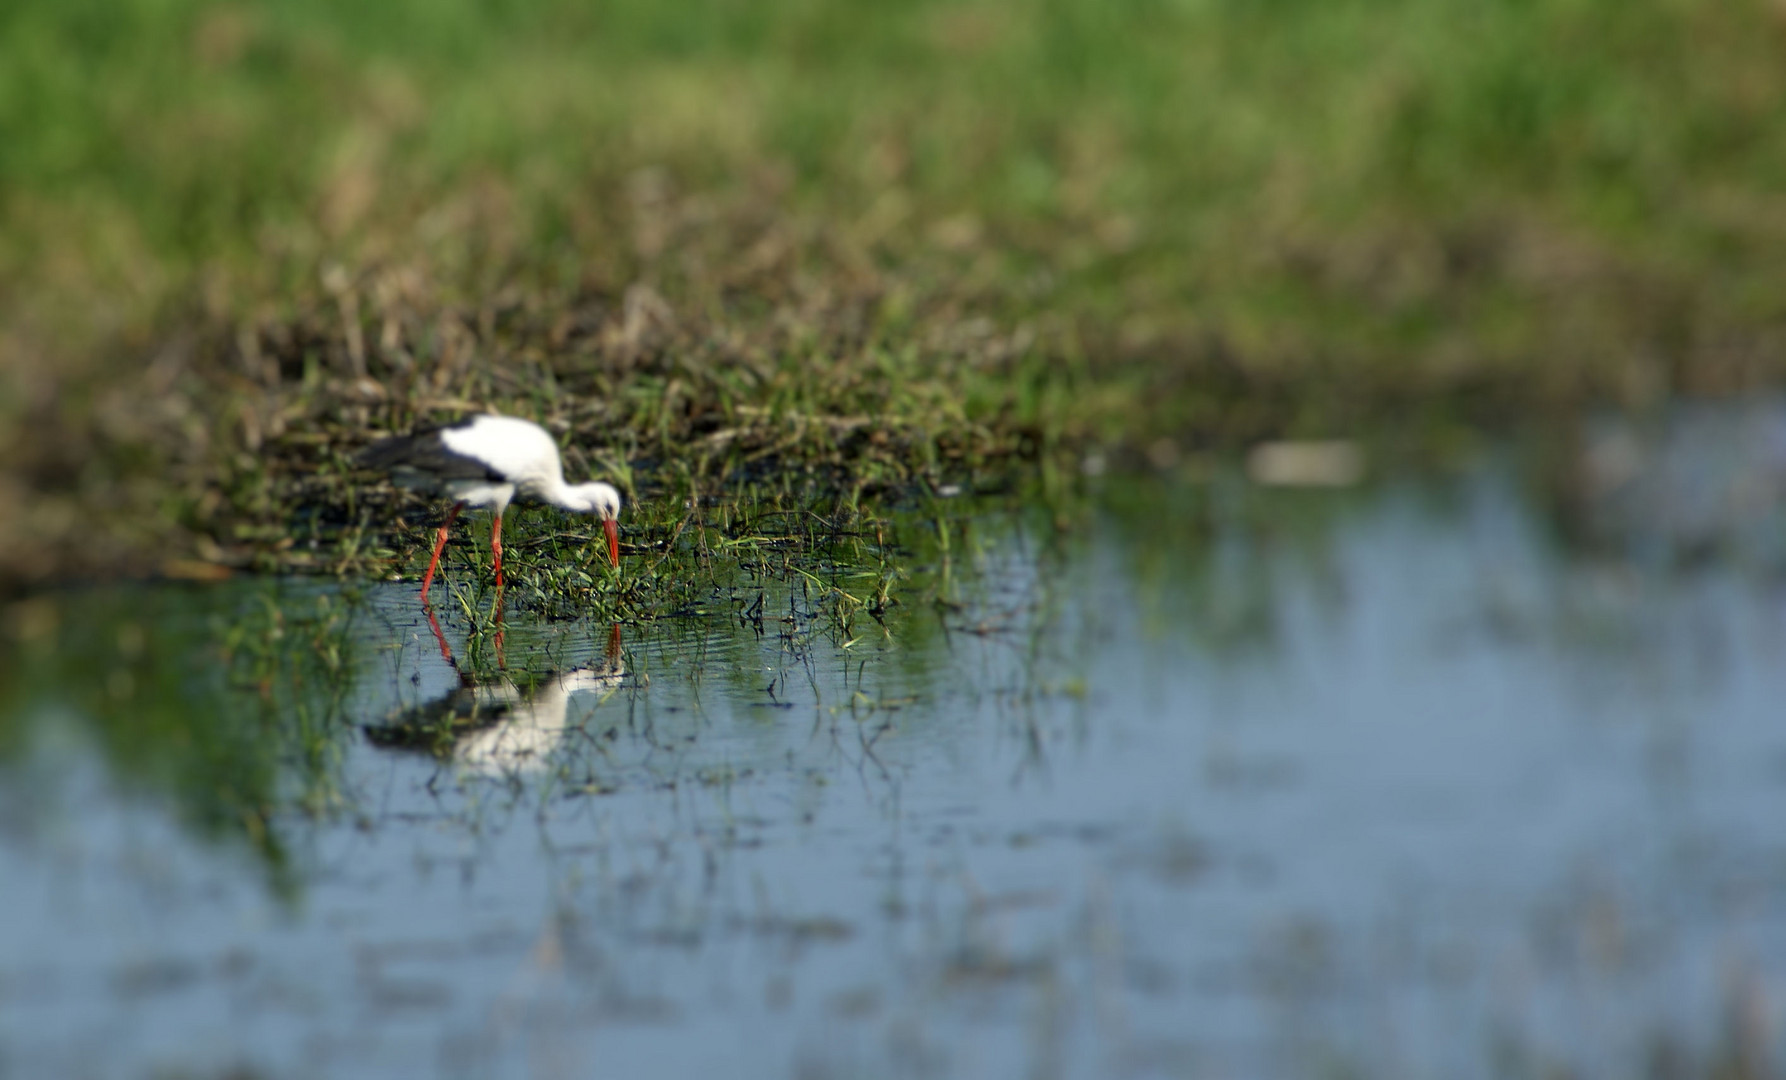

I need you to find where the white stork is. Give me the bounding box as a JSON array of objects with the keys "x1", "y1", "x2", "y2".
[{"x1": 358, "y1": 414, "x2": 622, "y2": 603}]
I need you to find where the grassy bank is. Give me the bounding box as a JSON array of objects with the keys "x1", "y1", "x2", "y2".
[{"x1": 4, "y1": 0, "x2": 1786, "y2": 591}]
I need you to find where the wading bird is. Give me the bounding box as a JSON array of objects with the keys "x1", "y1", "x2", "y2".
[{"x1": 357, "y1": 414, "x2": 622, "y2": 604}]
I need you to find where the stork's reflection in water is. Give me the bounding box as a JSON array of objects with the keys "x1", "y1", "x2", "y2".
[{"x1": 366, "y1": 621, "x2": 625, "y2": 777}]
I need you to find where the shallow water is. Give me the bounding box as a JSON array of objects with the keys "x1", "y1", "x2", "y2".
[{"x1": 4, "y1": 458, "x2": 1786, "y2": 1079}]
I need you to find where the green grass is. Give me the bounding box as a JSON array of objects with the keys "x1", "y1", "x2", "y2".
[{"x1": 3, "y1": 0, "x2": 1786, "y2": 588}]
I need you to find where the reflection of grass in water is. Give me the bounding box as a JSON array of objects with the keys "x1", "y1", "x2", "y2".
[
  {"x1": 0, "y1": 472, "x2": 1529, "y2": 898},
  {"x1": 0, "y1": 462, "x2": 1376, "y2": 896},
  {"x1": 1088, "y1": 471, "x2": 1371, "y2": 657},
  {"x1": 221, "y1": 589, "x2": 364, "y2": 826},
  {"x1": 0, "y1": 488, "x2": 992, "y2": 875},
  {"x1": 0, "y1": 584, "x2": 365, "y2": 893},
  {"x1": 2, "y1": 479, "x2": 1772, "y2": 1077}
]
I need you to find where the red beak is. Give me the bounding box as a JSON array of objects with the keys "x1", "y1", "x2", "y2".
[{"x1": 603, "y1": 517, "x2": 620, "y2": 568}]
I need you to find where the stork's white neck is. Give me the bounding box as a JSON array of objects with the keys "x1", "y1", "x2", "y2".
[{"x1": 535, "y1": 471, "x2": 575, "y2": 509}]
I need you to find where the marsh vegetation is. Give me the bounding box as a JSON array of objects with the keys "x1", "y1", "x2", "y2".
[{"x1": 4, "y1": 0, "x2": 1786, "y2": 589}]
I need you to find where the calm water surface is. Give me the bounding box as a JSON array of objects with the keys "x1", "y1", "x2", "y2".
[{"x1": 3, "y1": 456, "x2": 1786, "y2": 1079}]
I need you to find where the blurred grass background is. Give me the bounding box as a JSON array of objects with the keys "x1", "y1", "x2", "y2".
[{"x1": 3, "y1": 0, "x2": 1785, "y2": 587}]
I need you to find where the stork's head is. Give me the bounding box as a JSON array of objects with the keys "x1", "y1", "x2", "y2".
[{"x1": 566, "y1": 482, "x2": 622, "y2": 567}]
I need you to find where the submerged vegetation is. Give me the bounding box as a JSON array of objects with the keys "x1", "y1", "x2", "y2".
[{"x1": 3, "y1": 0, "x2": 1786, "y2": 591}]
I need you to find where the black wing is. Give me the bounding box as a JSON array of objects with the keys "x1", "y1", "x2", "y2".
[{"x1": 356, "y1": 416, "x2": 503, "y2": 482}]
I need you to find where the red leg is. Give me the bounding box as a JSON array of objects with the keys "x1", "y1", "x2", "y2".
[
  {"x1": 492, "y1": 514, "x2": 507, "y2": 669},
  {"x1": 425, "y1": 606, "x2": 454, "y2": 662},
  {"x1": 419, "y1": 502, "x2": 464, "y2": 606},
  {"x1": 491, "y1": 511, "x2": 505, "y2": 592}
]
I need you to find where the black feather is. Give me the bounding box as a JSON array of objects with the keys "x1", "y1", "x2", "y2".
[{"x1": 356, "y1": 416, "x2": 504, "y2": 484}]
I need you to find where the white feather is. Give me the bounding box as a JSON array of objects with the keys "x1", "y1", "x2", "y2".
[{"x1": 439, "y1": 415, "x2": 569, "y2": 495}]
